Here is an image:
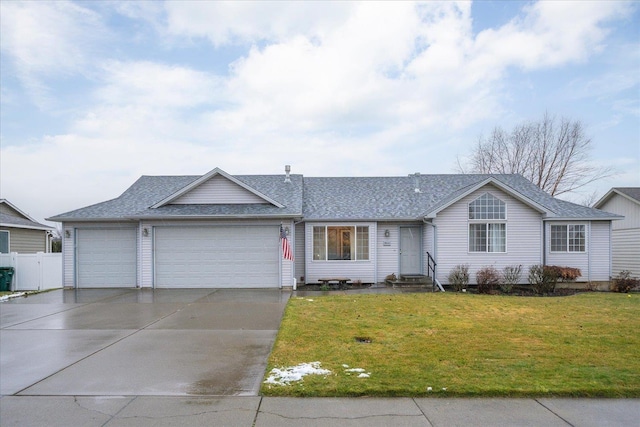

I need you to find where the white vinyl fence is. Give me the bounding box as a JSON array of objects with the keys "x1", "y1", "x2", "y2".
[{"x1": 0, "y1": 252, "x2": 63, "y2": 291}]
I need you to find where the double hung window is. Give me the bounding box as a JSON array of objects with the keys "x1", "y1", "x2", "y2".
[
  {"x1": 468, "y1": 193, "x2": 506, "y2": 253},
  {"x1": 550, "y1": 225, "x2": 585, "y2": 252}
]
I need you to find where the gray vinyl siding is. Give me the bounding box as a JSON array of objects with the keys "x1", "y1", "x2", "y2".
[
  {"x1": 435, "y1": 185, "x2": 542, "y2": 285},
  {"x1": 545, "y1": 221, "x2": 589, "y2": 281},
  {"x1": 589, "y1": 221, "x2": 611, "y2": 281},
  {"x1": 599, "y1": 194, "x2": 640, "y2": 230},
  {"x1": 63, "y1": 225, "x2": 74, "y2": 287},
  {"x1": 141, "y1": 221, "x2": 153, "y2": 287},
  {"x1": 305, "y1": 222, "x2": 377, "y2": 283},
  {"x1": 0, "y1": 227, "x2": 47, "y2": 253},
  {"x1": 281, "y1": 219, "x2": 294, "y2": 288},
  {"x1": 294, "y1": 222, "x2": 305, "y2": 284},
  {"x1": 597, "y1": 193, "x2": 640, "y2": 278},
  {"x1": 376, "y1": 222, "x2": 402, "y2": 281},
  {"x1": 170, "y1": 174, "x2": 268, "y2": 204},
  {"x1": 612, "y1": 229, "x2": 640, "y2": 278}
]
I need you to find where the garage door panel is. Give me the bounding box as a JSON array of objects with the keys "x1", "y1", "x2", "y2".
[
  {"x1": 77, "y1": 228, "x2": 137, "y2": 288},
  {"x1": 154, "y1": 226, "x2": 279, "y2": 288}
]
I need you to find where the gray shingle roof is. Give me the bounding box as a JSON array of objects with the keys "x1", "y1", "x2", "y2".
[
  {"x1": 0, "y1": 212, "x2": 52, "y2": 230},
  {"x1": 615, "y1": 187, "x2": 640, "y2": 203},
  {"x1": 47, "y1": 171, "x2": 620, "y2": 222},
  {"x1": 48, "y1": 174, "x2": 304, "y2": 220},
  {"x1": 302, "y1": 174, "x2": 620, "y2": 220}
]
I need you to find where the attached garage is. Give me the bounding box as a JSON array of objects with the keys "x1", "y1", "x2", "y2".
[
  {"x1": 153, "y1": 226, "x2": 279, "y2": 288},
  {"x1": 76, "y1": 228, "x2": 137, "y2": 288}
]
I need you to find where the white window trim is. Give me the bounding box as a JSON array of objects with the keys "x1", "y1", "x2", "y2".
[
  {"x1": 311, "y1": 224, "x2": 371, "y2": 262},
  {"x1": 467, "y1": 193, "x2": 507, "y2": 253},
  {"x1": 549, "y1": 224, "x2": 587, "y2": 253},
  {"x1": 468, "y1": 192, "x2": 507, "y2": 220},
  {"x1": 468, "y1": 221, "x2": 507, "y2": 253}
]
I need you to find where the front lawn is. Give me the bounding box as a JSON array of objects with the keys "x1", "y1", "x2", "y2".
[{"x1": 262, "y1": 292, "x2": 640, "y2": 397}]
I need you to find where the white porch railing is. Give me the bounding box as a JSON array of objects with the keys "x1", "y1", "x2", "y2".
[{"x1": 0, "y1": 252, "x2": 63, "y2": 291}]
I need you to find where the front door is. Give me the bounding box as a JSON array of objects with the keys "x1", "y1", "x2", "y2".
[{"x1": 400, "y1": 226, "x2": 422, "y2": 275}]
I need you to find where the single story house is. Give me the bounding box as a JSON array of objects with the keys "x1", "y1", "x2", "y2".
[
  {"x1": 47, "y1": 167, "x2": 621, "y2": 289},
  {"x1": 594, "y1": 188, "x2": 640, "y2": 278},
  {"x1": 1, "y1": 199, "x2": 54, "y2": 254}
]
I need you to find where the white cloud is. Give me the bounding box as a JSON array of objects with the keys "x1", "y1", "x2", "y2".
[
  {"x1": 471, "y1": 0, "x2": 629, "y2": 72},
  {"x1": 164, "y1": 1, "x2": 354, "y2": 46},
  {"x1": 1, "y1": 0, "x2": 637, "y2": 224},
  {"x1": 0, "y1": 1, "x2": 105, "y2": 107},
  {"x1": 94, "y1": 61, "x2": 223, "y2": 108}
]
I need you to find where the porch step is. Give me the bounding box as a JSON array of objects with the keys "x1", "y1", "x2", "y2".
[{"x1": 386, "y1": 274, "x2": 433, "y2": 288}]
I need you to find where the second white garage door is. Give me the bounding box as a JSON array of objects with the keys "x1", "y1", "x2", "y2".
[{"x1": 154, "y1": 226, "x2": 279, "y2": 288}]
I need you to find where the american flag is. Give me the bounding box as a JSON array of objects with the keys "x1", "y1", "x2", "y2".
[{"x1": 280, "y1": 225, "x2": 294, "y2": 261}]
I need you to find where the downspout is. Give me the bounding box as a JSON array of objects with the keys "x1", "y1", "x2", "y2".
[{"x1": 587, "y1": 221, "x2": 592, "y2": 282}]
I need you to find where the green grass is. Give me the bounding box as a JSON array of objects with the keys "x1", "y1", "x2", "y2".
[{"x1": 262, "y1": 292, "x2": 640, "y2": 397}]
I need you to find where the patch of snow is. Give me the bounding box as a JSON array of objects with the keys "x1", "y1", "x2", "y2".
[
  {"x1": 342, "y1": 364, "x2": 349, "y2": 368},
  {"x1": 344, "y1": 366, "x2": 370, "y2": 378},
  {"x1": 427, "y1": 387, "x2": 433, "y2": 392},
  {"x1": 264, "y1": 362, "x2": 331, "y2": 386},
  {"x1": 0, "y1": 292, "x2": 26, "y2": 302}
]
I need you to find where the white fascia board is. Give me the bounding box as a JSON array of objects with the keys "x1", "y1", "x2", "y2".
[
  {"x1": 0, "y1": 222, "x2": 54, "y2": 231},
  {"x1": 151, "y1": 167, "x2": 284, "y2": 208},
  {"x1": 125, "y1": 214, "x2": 301, "y2": 220},
  {"x1": 424, "y1": 177, "x2": 551, "y2": 218},
  {"x1": 542, "y1": 216, "x2": 623, "y2": 222}
]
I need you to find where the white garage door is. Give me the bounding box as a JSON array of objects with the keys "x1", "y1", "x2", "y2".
[
  {"x1": 154, "y1": 226, "x2": 279, "y2": 288},
  {"x1": 76, "y1": 228, "x2": 137, "y2": 288}
]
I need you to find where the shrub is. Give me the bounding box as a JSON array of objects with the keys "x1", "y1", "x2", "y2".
[
  {"x1": 448, "y1": 264, "x2": 469, "y2": 292},
  {"x1": 476, "y1": 266, "x2": 501, "y2": 294},
  {"x1": 611, "y1": 270, "x2": 640, "y2": 293},
  {"x1": 528, "y1": 264, "x2": 559, "y2": 295},
  {"x1": 500, "y1": 265, "x2": 522, "y2": 294},
  {"x1": 549, "y1": 266, "x2": 582, "y2": 282}
]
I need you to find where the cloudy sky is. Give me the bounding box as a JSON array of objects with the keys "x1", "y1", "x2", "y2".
[{"x1": 1, "y1": 0, "x2": 639, "y2": 225}]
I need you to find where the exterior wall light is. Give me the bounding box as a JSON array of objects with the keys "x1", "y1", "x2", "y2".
[
  {"x1": 143, "y1": 228, "x2": 149, "y2": 237},
  {"x1": 65, "y1": 230, "x2": 71, "y2": 238},
  {"x1": 384, "y1": 229, "x2": 390, "y2": 237}
]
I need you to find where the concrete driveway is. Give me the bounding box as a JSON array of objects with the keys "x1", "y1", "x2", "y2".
[{"x1": 0, "y1": 288, "x2": 289, "y2": 397}]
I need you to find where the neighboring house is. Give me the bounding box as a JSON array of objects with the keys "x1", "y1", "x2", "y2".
[
  {"x1": 1, "y1": 199, "x2": 54, "y2": 254},
  {"x1": 595, "y1": 188, "x2": 640, "y2": 278},
  {"x1": 47, "y1": 167, "x2": 621, "y2": 289}
]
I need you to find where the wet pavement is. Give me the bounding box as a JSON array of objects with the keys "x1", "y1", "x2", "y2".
[
  {"x1": 1, "y1": 288, "x2": 289, "y2": 397},
  {"x1": 1, "y1": 288, "x2": 638, "y2": 426}
]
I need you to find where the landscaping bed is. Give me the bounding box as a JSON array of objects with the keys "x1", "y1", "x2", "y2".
[{"x1": 262, "y1": 292, "x2": 640, "y2": 397}]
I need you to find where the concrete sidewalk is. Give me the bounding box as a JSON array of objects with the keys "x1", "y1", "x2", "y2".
[{"x1": 1, "y1": 396, "x2": 638, "y2": 426}]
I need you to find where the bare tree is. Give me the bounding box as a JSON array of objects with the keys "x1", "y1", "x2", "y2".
[{"x1": 457, "y1": 113, "x2": 613, "y2": 196}]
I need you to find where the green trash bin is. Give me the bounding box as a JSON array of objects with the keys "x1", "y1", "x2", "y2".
[{"x1": 0, "y1": 267, "x2": 15, "y2": 292}]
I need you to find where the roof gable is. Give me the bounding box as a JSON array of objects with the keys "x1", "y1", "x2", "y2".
[
  {"x1": 151, "y1": 168, "x2": 284, "y2": 208},
  {"x1": 595, "y1": 187, "x2": 640, "y2": 209},
  {"x1": 0, "y1": 199, "x2": 35, "y2": 221},
  {"x1": 424, "y1": 177, "x2": 550, "y2": 218},
  {"x1": 0, "y1": 199, "x2": 53, "y2": 231}
]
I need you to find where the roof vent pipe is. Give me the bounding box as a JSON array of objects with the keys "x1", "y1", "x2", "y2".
[
  {"x1": 412, "y1": 172, "x2": 421, "y2": 193},
  {"x1": 284, "y1": 165, "x2": 291, "y2": 183}
]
